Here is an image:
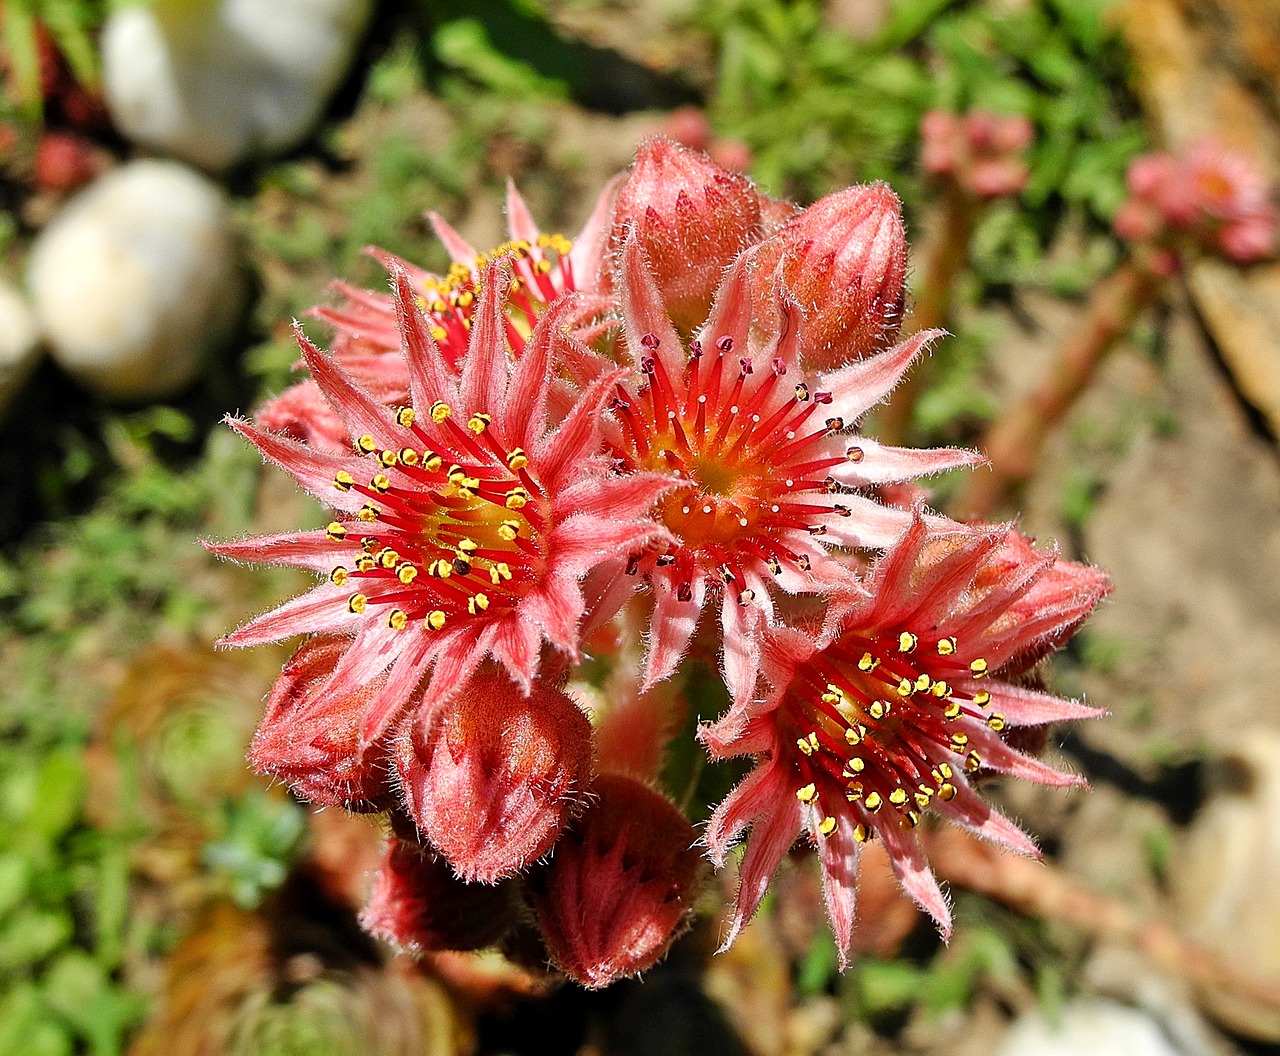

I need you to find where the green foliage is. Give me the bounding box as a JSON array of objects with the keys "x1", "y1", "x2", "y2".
[
  {"x1": 202, "y1": 791, "x2": 306, "y2": 910},
  {"x1": 1, "y1": 0, "x2": 113, "y2": 121}
]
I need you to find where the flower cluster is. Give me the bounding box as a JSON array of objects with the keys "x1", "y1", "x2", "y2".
[
  {"x1": 1113, "y1": 139, "x2": 1278, "y2": 267},
  {"x1": 211, "y1": 136, "x2": 1109, "y2": 986},
  {"x1": 920, "y1": 109, "x2": 1034, "y2": 199}
]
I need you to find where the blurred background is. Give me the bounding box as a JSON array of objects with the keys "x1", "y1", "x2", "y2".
[{"x1": 2, "y1": 0, "x2": 1280, "y2": 1053}]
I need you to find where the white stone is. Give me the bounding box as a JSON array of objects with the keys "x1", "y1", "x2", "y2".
[
  {"x1": 102, "y1": 0, "x2": 373, "y2": 171},
  {"x1": 996, "y1": 1000, "x2": 1188, "y2": 1056},
  {"x1": 27, "y1": 160, "x2": 243, "y2": 400},
  {"x1": 0, "y1": 279, "x2": 43, "y2": 419}
]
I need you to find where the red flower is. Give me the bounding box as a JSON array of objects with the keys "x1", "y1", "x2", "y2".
[
  {"x1": 920, "y1": 109, "x2": 1033, "y2": 199},
  {"x1": 258, "y1": 179, "x2": 620, "y2": 452},
  {"x1": 526, "y1": 773, "x2": 704, "y2": 988},
  {"x1": 208, "y1": 264, "x2": 671, "y2": 745},
  {"x1": 701, "y1": 513, "x2": 1109, "y2": 963},
  {"x1": 608, "y1": 235, "x2": 980, "y2": 704},
  {"x1": 394, "y1": 669, "x2": 593, "y2": 883}
]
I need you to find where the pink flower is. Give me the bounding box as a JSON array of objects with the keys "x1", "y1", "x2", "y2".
[
  {"x1": 607, "y1": 235, "x2": 981, "y2": 705},
  {"x1": 920, "y1": 109, "x2": 1033, "y2": 199},
  {"x1": 607, "y1": 136, "x2": 774, "y2": 333},
  {"x1": 701, "y1": 513, "x2": 1110, "y2": 964},
  {"x1": 751, "y1": 182, "x2": 908, "y2": 371},
  {"x1": 1114, "y1": 140, "x2": 1277, "y2": 263},
  {"x1": 258, "y1": 179, "x2": 620, "y2": 452},
  {"x1": 208, "y1": 265, "x2": 671, "y2": 746},
  {"x1": 393, "y1": 668, "x2": 594, "y2": 883},
  {"x1": 526, "y1": 773, "x2": 704, "y2": 988}
]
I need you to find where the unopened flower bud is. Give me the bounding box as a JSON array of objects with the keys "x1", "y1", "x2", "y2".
[
  {"x1": 394, "y1": 670, "x2": 593, "y2": 884},
  {"x1": 361, "y1": 837, "x2": 519, "y2": 953},
  {"x1": 526, "y1": 773, "x2": 703, "y2": 989},
  {"x1": 757, "y1": 182, "x2": 908, "y2": 371},
  {"x1": 249, "y1": 637, "x2": 393, "y2": 812},
  {"x1": 610, "y1": 135, "x2": 763, "y2": 332}
]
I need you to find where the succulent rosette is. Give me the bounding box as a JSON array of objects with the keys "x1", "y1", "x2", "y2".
[
  {"x1": 209, "y1": 264, "x2": 671, "y2": 746},
  {"x1": 701, "y1": 512, "x2": 1110, "y2": 962}
]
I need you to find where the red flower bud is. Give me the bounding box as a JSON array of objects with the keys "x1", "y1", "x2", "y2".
[
  {"x1": 611, "y1": 135, "x2": 763, "y2": 332},
  {"x1": 526, "y1": 773, "x2": 704, "y2": 989},
  {"x1": 249, "y1": 637, "x2": 393, "y2": 812},
  {"x1": 361, "y1": 837, "x2": 519, "y2": 953},
  {"x1": 394, "y1": 670, "x2": 594, "y2": 884},
  {"x1": 758, "y1": 183, "x2": 908, "y2": 371}
]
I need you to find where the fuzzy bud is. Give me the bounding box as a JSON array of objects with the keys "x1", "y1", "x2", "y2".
[
  {"x1": 394, "y1": 670, "x2": 594, "y2": 884},
  {"x1": 526, "y1": 773, "x2": 703, "y2": 989},
  {"x1": 250, "y1": 637, "x2": 393, "y2": 812},
  {"x1": 361, "y1": 837, "x2": 519, "y2": 953},
  {"x1": 756, "y1": 183, "x2": 908, "y2": 371},
  {"x1": 610, "y1": 135, "x2": 763, "y2": 332}
]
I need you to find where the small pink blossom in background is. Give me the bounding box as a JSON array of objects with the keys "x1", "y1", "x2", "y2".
[
  {"x1": 920, "y1": 108, "x2": 1034, "y2": 199},
  {"x1": 662, "y1": 106, "x2": 754, "y2": 174},
  {"x1": 1113, "y1": 139, "x2": 1278, "y2": 263}
]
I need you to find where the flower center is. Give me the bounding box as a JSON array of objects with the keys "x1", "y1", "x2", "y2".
[
  {"x1": 612, "y1": 334, "x2": 847, "y2": 563},
  {"x1": 326, "y1": 404, "x2": 545, "y2": 633},
  {"x1": 782, "y1": 629, "x2": 1008, "y2": 840}
]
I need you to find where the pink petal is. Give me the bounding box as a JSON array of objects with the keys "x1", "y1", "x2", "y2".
[
  {"x1": 830, "y1": 439, "x2": 985, "y2": 487},
  {"x1": 617, "y1": 235, "x2": 686, "y2": 379},
  {"x1": 359, "y1": 635, "x2": 432, "y2": 747},
  {"x1": 550, "y1": 513, "x2": 670, "y2": 576},
  {"x1": 459, "y1": 259, "x2": 512, "y2": 417},
  {"x1": 641, "y1": 572, "x2": 706, "y2": 690},
  {"x1": 971, "y1": 681, "x2": 1106, "y2": 726},
  {"x1": 295, "y1": 325, "x2": 398, "y2": 443},
  {"x1": 521, "y1": 572, "x2": 585, "y2": 654},
  {"x1": 218, "y1": 583, "x2": 356, "y2": 648},
  {"x1": 876, "y1": 816, "x2": 952, "y2": 940},
  {"x1": 203, "y1": 529, "x2": 345, "y2": 572},
  {"x1": 719, "y1": 588, "x2": 763, "y2": 707},
  {"x1": 391, "y1": 268, "x2": 461, "y2": 411},
  {"x1": 568, "y1": 174, "x2": 622, "y2": 286},
  {"x1": 537, "y1": 368, "x2": 629, "y2": 492},
  {"x1": 719, "y1": 780, "x2": 802, "y2": 952},
  {"x1": 226, "y1": 418, "x2": 364, "y2": 513},
  {"x1": 964, "y1": 723, "x2": 1086, "y2": 788},
  {"x1": 427, "y1": 210, "x2": 478, "y2": 266},
  {"x1": 822, "y1": 329, "x2": 943, "y2": 424},
  {"x1": 939, "y1": 781, "x2": 1041, "y2": 859},
  {"x1": 815, "y1": 810, "x2": 863, "y2": 968},
  {"x1": 505, "y1": 180, "x2": 541, "y2": 245}
]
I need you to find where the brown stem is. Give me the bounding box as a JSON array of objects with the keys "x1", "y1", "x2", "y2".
[
  {"x1": 953, "y1": 260, "x2": 1161, "y2": 521},
  {"x1": 877, "y1": 182, "x2": 975, "y2": 445},
  {"x1": 925, "y1": 827, "x2": 1280, "y2": 1013}
]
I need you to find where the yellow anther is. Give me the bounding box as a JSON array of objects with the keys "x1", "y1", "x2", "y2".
[
  {"x1": 897, "y1": 678, "x2": 913, "y2": 697},
  {"x1": 496, "y1": 562, "x2": 512, "y2": 581},
  {"x1": 333, "y1": 470, "x2": 355, "y2": 491},
  {"x1": 853, "y1": 824, "x2": 869, "y2": 843},
  {"x1": 817, "y1": 816, "x2": 837, "y2": 837},
  {"x1": 846, "y1": 445, "x2": 865, "y2": 463},
  {"x1": 796, "y1": 783, "x2": 818, "y2": 804},
  {"x1": 428, "y1": 559, "x2": 452, "y2": 579},
  {"x1": 457, "y1": 539, "x2": 478, "y2": 554},
  {"x1": 914, "y1": 791, "x2": 932, "y2": 808},
  {"x1": 738, "y1": 589, "x2": 756, "y2": 605},
  {"x1": 356, "y1": 434, "x2": 378, "y2": 454},
  {"x1": 937, "y1": 636, "x2": 957, "y2": 656},
  {"x1": 944, "y1": 701, "x2": 962, "y2": 720},
  {"x1": 914, "y1": 673, "x2": 932, "y2": 693},
  {"x1": 869, "y1": 700, "x2": 889, "y2": 721},
  {"x1": 429, "y1": 400, "x2": 452, "y2": 423},
  {"x1": 932, "y1": 681, "x2": 950, "y2": 698},
  {"x1": 857, "y1": 652, "x2": 878, "y2": 672},
  {"x1": 888, "y1": 788, "x2": 908, "y2": 807},
  {"x1": 347, "y1": 593, "x2": 368, "y2": 614},
  {"x1": 356, "y1": 555, "x2": 376, "y2": 573},
  {"x1": 447, "y1": 465, "x2": 466, "y2": 482},
  {"x1": 357, "y1": 504, "x2": 379, "y2": 522},
  {"x1": 379, "y1": 450, "x2": 399, "y2": 467},
  {"x1": 864, "y1": 791, "x2": 883, "y2": 813},
  {"x1": 431, "y1": 327, "x2": 447, "y2": 341},
  {"x1": 422, "y1": 453, "x2": 443, "y2": 472},
  {"x1": 845, "y1": 724, "x2": 864, "y2": 746},
  {"x1": 797, "y1": 737, "x2": 814, "y2": 756},
  {"x1": 938, "y1": 782, "x2": 957, "y2": 801},
  {"x1": 387, "y1": 609, "x2": 408, "y2": 631},
  {"x1": 826, "y1": 416, "x2": 845, "y2": 431},
  {"x1": 965, "y1": 751, "x2": 982, "y2": 773},
  {"x1": 397, "y1": 563, "x2": 418, "y2": 584},
  {"x1": 845, "y1": 784, "x2": 863, "y2": 800},
  {"x1": 534, "y1": 258, "x2": 552, "y2": 274},
  {"x1": 431, "y1": 300, "x2": 448, "y2": 314},
  {"x1": 329, "y1": 566, "x2": 349, "y2": 586},
  {"x1": 973, "y1": 690, "x2": 991, "y2": 707},
  {"x1": 796, "y1": 731, "x2": 820, "y2": 756},
  {"x1": 378, "y1": 549, "x2": 399, "y2": 569},
  {"x1": 506, "y1": 448, "x2": 528, "y2": 471},
  {"x1": 843, "y1": 758, "x2": 865, "y2": 776},
  {"x1": 326, "y1": 522, "x2": 347, "y2": 540},
  {"x1": 902, "y1": 811, "x2": 921, "y2": 829},
  {"x1": 425, "y1": 610, "x2": 447, "y2": 631},
  {"x1": 988, "y1": 713, "x2": 1007, "y2": 732},
  {"x1": 505, "y1": 487, "x2": 529, "y2": 509},
  {"x1": 399, "y1": 448, "x2": 420, "y2": 466},
  {"x1": 361, "y1": 536, "x2": 379, "y2": 552},
  {"x1": 371, "y1": 474, "x2": 391, "y2": 493},
  {"x1": 498, "y1": 520, "x2": 521, "y2": 541},
  {"x1": 468, "y1": 593, "x2": 490, "y2": 614},
  {"x1": 396, "y1": 407, "x2": 416, "y2": 428},
  {"x1": 969, "y1": 658, "x2": 989, "y2": 678},
  {"x1": 467, "y1": 413, "x2": 492, "y2": 435},
  {"x1": 794, "y1": 383, "x2": 810, "y2": 401},
  {"x1": 457, "y1": 476, "x2": 481, "y2": 493},
  {"x1": 456, "y1": 290, "x2": 475, "y2": 308},
  {"x1": 950, "y1": 732, "x2": 969, "y2": 748},
  {"x1": 938, "y1": 763, "x2": 954, "y2": 780},
  {"x1": 898, "y1": 631, "x2": 918, "y2": 653}
]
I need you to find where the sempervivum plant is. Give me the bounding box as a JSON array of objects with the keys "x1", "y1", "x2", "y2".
[{"x1": 211, "y1": 137, "x2": 1109, "y2": 989}]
